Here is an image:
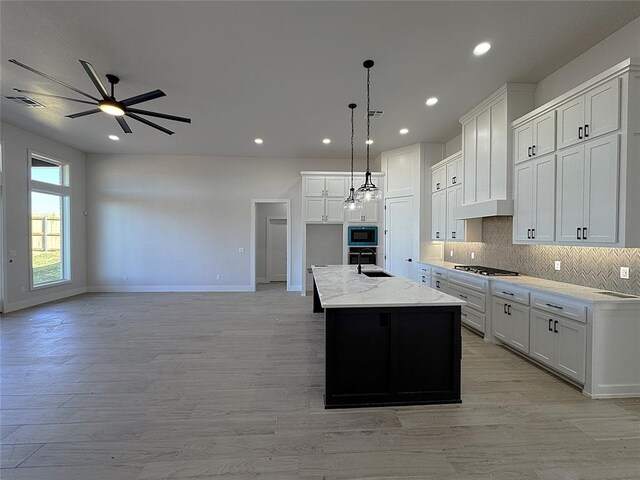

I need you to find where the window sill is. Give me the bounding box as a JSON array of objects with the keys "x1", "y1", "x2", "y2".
[{"x1": 30, "y1": 279, "x2": 72, "y2": 291}]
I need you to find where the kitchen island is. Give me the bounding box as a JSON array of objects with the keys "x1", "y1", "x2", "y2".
[{"x1": 312, "y1": 265, "x2": 466, "y2": 408}]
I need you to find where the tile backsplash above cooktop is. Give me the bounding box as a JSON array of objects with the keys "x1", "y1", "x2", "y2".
[{"x1": 445, "y1": 217, "x2": 640, "y2": 295}]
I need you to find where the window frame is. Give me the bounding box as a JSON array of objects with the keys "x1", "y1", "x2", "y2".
[{"x1": 28, "y1": 150, "x2": 72, "y2": 290}]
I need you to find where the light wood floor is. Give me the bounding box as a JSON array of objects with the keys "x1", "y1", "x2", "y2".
[{"x1": 1, "y1": 284, "x2": 639, "y2": 479}]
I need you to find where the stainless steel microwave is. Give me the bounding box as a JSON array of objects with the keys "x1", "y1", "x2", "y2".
[{"x1": 347, "y1": 226, "x2": 378, "y2": 246}]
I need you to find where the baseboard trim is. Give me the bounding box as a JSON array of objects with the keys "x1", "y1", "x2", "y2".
[
  {"x1": 256, "y1": 277, "x2": 269, "y2": 284},
  {"x1": 87, "y1": 285, "x2": 254, "y2": 293},
  {"x1": 2, "y1": 287, "x2": 88, "y2": 313},
  {"x1": 288, "y1": 284, "x2": 302, "y2": 292}
]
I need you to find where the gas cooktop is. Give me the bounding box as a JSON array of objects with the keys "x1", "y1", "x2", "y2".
[{"x1": 454, "y1": 265, "x2": 519, "y2": 276}]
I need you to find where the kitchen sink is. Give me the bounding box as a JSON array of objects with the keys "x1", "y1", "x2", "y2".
[{"x1": 361, "y1": 271, "x2": 393, "y2": 278}]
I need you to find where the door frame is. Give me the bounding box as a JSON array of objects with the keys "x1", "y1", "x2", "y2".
[
  {"x1": 266, "y1": 216, "x2": 287, "y2": 282},
  {"x1": 0, "y1": 141, "x2": 5, "y2": 312},
  {"x1": 250, "y1": 199, "x2": 292, "y2": 292},
  {"x1": 384, "y1": 195, "x2": 416, "y2": 278}
]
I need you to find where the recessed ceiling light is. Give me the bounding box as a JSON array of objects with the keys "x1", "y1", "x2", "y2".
[
  {"x1": 108, "y1": 135, "x2": 120, "y2": 141},
  {"x1": 254, "y1": 138, "x2": 263, "y2": 144},
  {"x1": 426, "y1": 97, "x2": 438, "y2": 106},
  {"x1": 322, "y1": 138, "x2": 331, "y2": 144},
  {"x1": 399, "y1": 128, "x2": 409, "y2": 135},
  {"x1": 473, "y1": 42, "x2": 491, "y2": 56},
  {"x1": 365, "y1": 139, "x2": 373, "y2": 145}
]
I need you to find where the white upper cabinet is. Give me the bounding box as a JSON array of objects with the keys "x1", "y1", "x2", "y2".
[
  {"x1": 302, "y1": 174, "x2": 347, "y2": 223},
  {"x1": 446, "y1": 155, "x2": 463, "y2": 187},
  {"x1": 556, "y1": 78, "x2": 620, "y2": 149},
  {"x1": 432, "y1": 164, "x2": 446, "y2": 192},
  {"x1": 459, "y1": 83, "x2": 535, "y2": 218},
  {"x1": 347, "y1": 200, "x2": 379, "y2": 223},
  {"x1": 513, "y1": 154, "x2": 556, "y2": 243},
  {"x1": 431, "y1": 190, "x2": 446, "y2": 241},
  {"x1": 304, "y1": 177, "x2": 327, "y2": 197},
  {"x1": 556, "y1": 134, "x2": 619, "y2": 244},
  {"x1": 512, "y1": 58, "x2": 637, "y2": 247},
  {"x1": 304, "y1": 176, "x2": 345, "y2": 198},
  {"x1": 325, "y1": 177, "x2": 347, "y2": 197}
]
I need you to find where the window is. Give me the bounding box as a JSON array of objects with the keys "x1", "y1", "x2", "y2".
[{"x1": 29, "y1": 153, "x2": 70, "y2": 288}]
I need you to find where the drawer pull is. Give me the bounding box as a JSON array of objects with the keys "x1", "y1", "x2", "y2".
[
  {"x1": 554, "y1": 320, "x2": 559, "y2": 333},
  {"x1": 548, "y1": 319, "x2": 553, "y2": 332},
  {"x1": 546, "y1": 303, "x2": 564, "y2": 310},
  {"x1": 501, "y1": 291, "x2": 515, "y2": 296},
  {"x1": 459, "y1": 294, "x2": 468, "y2": 299}
]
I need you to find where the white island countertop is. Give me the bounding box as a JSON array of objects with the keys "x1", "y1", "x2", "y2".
[{"x1": 312, "y1": 265, "x2": 466, "y2": 309}]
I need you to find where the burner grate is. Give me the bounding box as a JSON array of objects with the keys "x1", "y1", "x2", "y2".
[{"x1": 454, "y1": 265, "x2": 519, "y2": 276}]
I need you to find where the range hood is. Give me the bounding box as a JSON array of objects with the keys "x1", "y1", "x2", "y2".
[{"x1": 454, "y1": 199, "x2": 513, "y2": 220}]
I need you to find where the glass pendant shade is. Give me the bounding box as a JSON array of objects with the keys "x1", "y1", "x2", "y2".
[{"x1": 344, "y1": 187, "x2": 362, "y2": 210}]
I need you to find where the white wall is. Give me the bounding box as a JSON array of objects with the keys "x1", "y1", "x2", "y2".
[
  {"x1": 534, "y1": 16, "x2": 640, "y2": 107},
  {"x1": 255, "y1": 202, "x2": 287, "y2": 283},
  {"x1": 444, "y1": 134, "x2": 462, "y2": 158},
  {"x1": 0, "y1": 122, "x2": 87, "y2": 312},
  {"x1": 86, "y1": 154, "x2": 349, "y2": 291}
]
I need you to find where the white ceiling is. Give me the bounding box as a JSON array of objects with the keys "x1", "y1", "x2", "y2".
[{"x1": 2, "y1": 1, "x2": 639, "y2": 159}]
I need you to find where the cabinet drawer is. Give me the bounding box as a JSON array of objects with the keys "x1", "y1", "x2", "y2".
[
  {"x1": 430, "y1": 277, "x2": 448, "y2": 293},
  {"x1": 431, "y1": 267, "x2": 447, "y2": 279},
  {"x1": 416, "y1": 263, "x2": 431, "y2": 276},
  {"x1": 461, "y1": 306, "x2": 485, "y2": 333},
  {"x1": 448, "y1": 284, "x2": 486, "y2": 313},
  {"x1": 447, "y1": 271, "x2": 489, "y2": 293},
  {"x1": 491, "y1": 282, "x2": 530, "y2": 305},
  {"x1": 531, "y1": 292, "x2": 587, "y2": 323}
]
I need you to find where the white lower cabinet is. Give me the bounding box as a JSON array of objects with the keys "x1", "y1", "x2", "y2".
[
  {"x1": 430, "y1": 276, "x2": 448, "y2": 293},
  {"x1": 529, "y1": 309, "x2": 586, "y2": 383},
  {"x1": 491, "y1": 298, "x2": 530, "y2": 354}
]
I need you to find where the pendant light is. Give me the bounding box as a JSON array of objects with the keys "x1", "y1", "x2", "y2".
[
  {"x1": 355, "y1": 59, "x2": 382, "y2": 202},
  {"x1": 344, "y1": 103, "x2": 362, "y2": 211}
]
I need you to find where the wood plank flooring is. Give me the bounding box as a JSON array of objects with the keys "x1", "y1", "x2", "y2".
[{"x1": 1, "y1": 284, "x2": 639, "y2": 479}]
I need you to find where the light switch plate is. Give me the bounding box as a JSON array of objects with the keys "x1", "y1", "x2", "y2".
[
  {"x1": 554, "y1": 261, "x2": 561, "y2": 271},
  {"x1": 620, "y1": 267, "x2": 630, "y2": 279},
  {"x1": 238, "y1": 247, "x2": 245, "y2": 253},
  {"x1": 471, "y1": 252, "x2": 475, "y2": 259}
]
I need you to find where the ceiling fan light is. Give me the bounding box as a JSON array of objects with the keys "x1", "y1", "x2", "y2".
[{"x1": 99, "y1": 100, "x2": 125, "y2": 116}]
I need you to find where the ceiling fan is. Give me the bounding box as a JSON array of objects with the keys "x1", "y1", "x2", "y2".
[{"x1": 8, "y1": 59, "x2": 191, "y2": 135}]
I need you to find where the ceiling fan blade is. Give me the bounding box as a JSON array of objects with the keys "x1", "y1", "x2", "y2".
[
  {"x1": 9, "y1": 59, "x2": 101, "y2": 102},
  {"x1": 79, "y1": 60, "x2": 109, "y2": 99},
  {"x1": 13, "y1": 88, "x2": 97, "y2": 106},
  {"x1": 115, "y1": 116, "x2": 132, "y2": 134},
  {"x1": 126, "y1": 108, "x2": 191, "y2": 123},
  {"x1": 120, "y1": 89, "x2": 166, "y2": 107},
  {"x1": 126, "y1": 112, "x2": 174, "y2": 135},
  {"x1": 66, "y1": 108, "x2": 101, "y2": 119}
]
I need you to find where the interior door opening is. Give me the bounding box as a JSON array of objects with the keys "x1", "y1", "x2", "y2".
[{"x1": 251, "y1": 200, "x2": 292, "y2": 291}]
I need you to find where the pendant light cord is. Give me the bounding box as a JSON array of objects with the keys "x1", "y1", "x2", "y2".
[
  {"x1": 350, "y1": 105, "x2": 355, "y2": 189},
  {"x1": 366, "y1": 65, "x2": 371, "y2": 174}
]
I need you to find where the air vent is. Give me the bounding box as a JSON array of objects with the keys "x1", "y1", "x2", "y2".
[
  {"x1": 368, "y1": 110, "x2": 384, "y2": 119},
  {"x1": 5, "y1": 96, "x2": 45, "y2": 108}
]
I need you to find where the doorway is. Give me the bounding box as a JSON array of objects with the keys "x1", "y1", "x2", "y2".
[{"x1": 250, "y1": 199, "x2": 291, "y2": 291}]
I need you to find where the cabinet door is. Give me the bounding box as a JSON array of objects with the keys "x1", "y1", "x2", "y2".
[
  {"x1": 305, "y1": 198, "x2": 326, "y2": 222},
  {"x1": 446, "y1": 157, "x2": 462, "y2": 187},
  {"x1": 463, "y1": 119, "x2": 477, "y2": 205},
  {"x1": 556, "y1": 319, "x2": 586, "y2": 383},
  {"x1": 509, "y1": 303, "x2": 530, "y2": 354},
  {"x1": 556, "y1": 145, "x2": 585, "y2": 243},
  {"x1": 476, "y1": 109, "x2": 491, "y2": 202},
  {"x1": 325, "y1": 177, "x2": 346, "y2": 197},
  {"x1": 453, "y1": 186, "x2": 466, "y2": 242},
  {"x1": 325, "y1": 198, "x2": 345, "y2": 222},
  {"x1": 492, "y1": 299, "x2": 510, "y2": 342},
  {"x1": 432, "y1": 190, "x2": 446, "y2": 241},
  {"x1": 557, "y1": 97, "x2": 585, "y2": 149},
  {"x1": 453, "y1": 156, "x2": 463, "y2": 185},
  {"x1": 347, "y1": 206, "x2": 364, "y2": 223},
  {"x1": 532, "y1": 154, "x2": 556, "y2": 242},
  {"x1": 446, "y1": 188, "x2": 457, "y2": 241},
  {"x1": 461, "y1": 307, "x2": 485, "y2": 333},
  {"x1": 305, "y1": 177, "x2": 326, "y2": 197},
  {"x1": 432, "y1": 165, "x2": 446, "y2": 192},
  {"x1": 514, "y1": 122, "x2": 534, "y2": 164},
  {"x1": 514, "y1": 161, "x2": 534, "y2": 242},
  {"x1": 585, "y1": 78, "x2": 620, "y2": 140},
  {"x1": 533, "y1": 111, "x2": 556, "y2": 157},
  {"x1": 529, "y1": 310, "x2": 556, "y2": 367},
  {"x1": 363, "y1": 201, "x2": 379, "y2": 223},
  {"x1": 430, "y1": 277, "x2": 448, "y2": 293},
  {"x1": 583, "y1": 134, "x2": 619, "y2": 244}
]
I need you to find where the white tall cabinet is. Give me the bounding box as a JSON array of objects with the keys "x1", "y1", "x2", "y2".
[{"x1": 512, "y1": 58, "x2": 639, "y2": 247}]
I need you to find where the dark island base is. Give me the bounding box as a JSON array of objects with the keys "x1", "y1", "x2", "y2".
[{"x1": 323, "y1": 305, "x2": 461, "y2": 409}]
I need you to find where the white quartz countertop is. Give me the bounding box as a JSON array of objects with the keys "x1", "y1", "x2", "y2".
[
  {"x1": 419, "y1": 260, "x2": 640, "y2": 305},
  {"x1": 312, "y1": 265, "x2": 466, "y2": 308}
]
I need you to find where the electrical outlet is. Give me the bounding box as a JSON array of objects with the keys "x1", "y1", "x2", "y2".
[
  {"x1": 21, "y1": 286, "x2": 26, "y2": 293},
  {"x1": 471, "y1": 252, "x2": 475, "y2": 259},
  {"x1": 620, "y1": 267, "x2": 630, "y2": 279},
  {"x1": 216, "y1": 274, "x2": 221, "y2": 280},
  {"x1": 449, "y1": 250, "x2": 454, "y2": 257},
  {"x1": 554, "y1": 261, "x2": 561, "y2": 271},
  {"x1": 238, "y1": 247, "x2": 245, "y2": 253}
]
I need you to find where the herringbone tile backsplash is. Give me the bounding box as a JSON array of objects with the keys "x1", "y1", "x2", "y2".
[{"x1": 445, "y1": 217, "x2": 640, "y2": 295}]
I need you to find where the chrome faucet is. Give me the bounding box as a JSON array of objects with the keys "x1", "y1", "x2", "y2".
[{"x1": 357, "y1": 248, "x2": 376, "y2": 274}]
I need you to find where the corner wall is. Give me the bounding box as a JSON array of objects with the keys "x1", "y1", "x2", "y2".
[{"x1": 1, "y1": 122, "x2": 87, "y2": 312}]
